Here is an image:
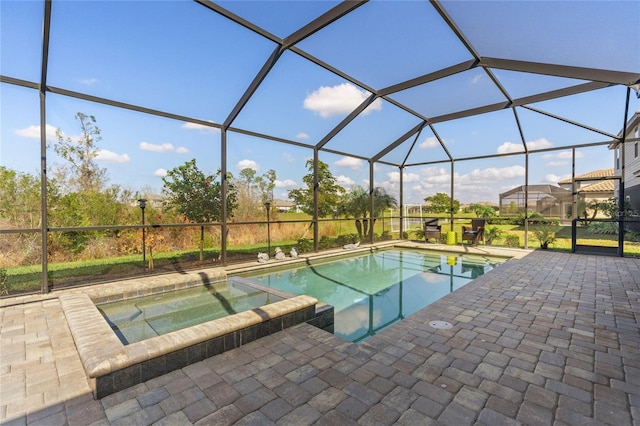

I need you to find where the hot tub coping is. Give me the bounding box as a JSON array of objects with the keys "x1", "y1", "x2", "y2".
[{"x1": 60, "y1": 292, "x2": 318, "y2": 398}]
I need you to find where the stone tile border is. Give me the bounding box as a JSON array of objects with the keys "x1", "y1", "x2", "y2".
[{"x1": 2, "y1": 242, "x2": 521, "y2": 402}]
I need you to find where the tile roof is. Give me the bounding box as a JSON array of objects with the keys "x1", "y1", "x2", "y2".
[
  {"x1": 558, "y1": 168, "x2": 614, "y2": 184},
  {"x1": 578, "y1": 180, "x2": 615, "y2": 193}
]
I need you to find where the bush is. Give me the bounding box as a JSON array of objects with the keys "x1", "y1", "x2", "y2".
[
  {"x1": 625, "y1": 231, "x2": 640, "y2": 243},
  {"x1": 0, "y1": 268, "x2": 8, "y2": 295},
  {"x1": 486, "y1": 217, "x2": 522, "y2": 226},
  {"x1": 505, "y1": 212, "x2": 560, "y2": 226},
  {"x1": 531, "y1": 225, "x2": 560, "y2": 249},
  {"x1": 335, "y1": 234, "x2": 359, "y2": 246},
  {"x1": 296, "y1": 238, "x2": 313, "y2": 253},
  {"x1": 318, "y1": 236, "x2": 334, "y2": 250},
  {"x1": 379, "y1": 231, "x2": 393, "y2": 241},
  {"x1": 484, "y1": 226, "x2": 504, "y2": 246},
  {"x1": 504, "y1": 235, "x2": 520, "y2": 247},
  {"x1": 586, "y1": 221, "x2": 618, "y2": 235}
]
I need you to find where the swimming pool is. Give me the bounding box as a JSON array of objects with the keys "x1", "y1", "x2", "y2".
[{"x1": 239, "y1": 249, "x2": 503, "y2": 342}]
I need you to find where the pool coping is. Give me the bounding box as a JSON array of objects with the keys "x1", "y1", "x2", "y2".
[{"x1": 14, "y1": 242, "x2": 528, "y2": 399}]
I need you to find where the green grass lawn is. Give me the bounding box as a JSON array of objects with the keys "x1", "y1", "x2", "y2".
[{"x1": 3, "y1": 220, "x2": 638, "y2": 296}]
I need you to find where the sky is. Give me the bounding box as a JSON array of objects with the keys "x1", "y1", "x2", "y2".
[{"x1": 1, "y1": 0, "x2": 638, "y2": 208}]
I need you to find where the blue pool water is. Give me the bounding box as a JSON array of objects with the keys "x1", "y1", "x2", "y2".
[{"x1": 239, "y1": 249, "x2": 503, "y2": 342}]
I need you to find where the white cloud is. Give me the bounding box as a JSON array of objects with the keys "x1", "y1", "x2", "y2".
[
  {"x1": 466, "y1": 165, "x2": 526, "y2": 182},
  {"x1": 497, "y1": 141, "x2": 524, "y2": 154},
  {"x1": 541, "y1": 150, "x2": 584, "y2": 166},
  {"x1": 420, "y1": 167, "x2": 451, "y2": 183},
  {"x1": 283, "y1": 152, "x2": 295, "y2": 163},
  {"x1": 526, "y1": 137, "x2": 553, "y2": 150},
  {"x1": 14, "y1": 124, "x2": 58, "y2": 140},
  {"x1": 296, "y1": 132, "x2": 309, "y2": 139},
  {"x1": 556, "y1": 150, "x2": 583, "y2": 159},
  {"x1": 471, "y1": 74, "x2": 484, "y2": 84},
  {"x1": 544, "y1": 173, "x2": 569, "y2": 183},
  {"x1": 154, "y1": 168, "x2": 167, "y2": 177},
  {"x1": 419, "y1": 137, "x2": 440, "y2": 149},
  {"x1": 303, "y1": 83, "x2": 382, "y2": 118},
  {"x1": 275, "y1": 179, "x2": 297, "y2": 188},
  {"x1": 182, "y1": 121, "x2": 219, "y2": 133},
  {"x1": 336, "y1": 175, "x2": 355, "y2": 186},
  {"x1": 237, "y1": 159, "x2": 259, "y2": 171},
  {"x1": 139, "y1": 142, "x2": 189, "y2": 154},
  {"x1": 387, "y1": 171, "x2": 420, "y2": 183},
  {"x1": 79, "y1": 78, "x2": 98, "y2": 85},
  {"x1": 399, "y1": 165, "x2": 528, "y2": 205},
  {"x1": 335, "y1": 156, "x2": 363, "y2": 170},
  {"x1": 140, "y1": 142, "x2": 175, "y2": 152},
  {"x1": 96, "y1": 149, "x2": 130, "y2": 164}
]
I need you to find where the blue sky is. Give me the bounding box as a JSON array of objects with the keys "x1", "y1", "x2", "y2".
[{"x1": 1, "y1": 0, "x2": 638, "y2": 206}]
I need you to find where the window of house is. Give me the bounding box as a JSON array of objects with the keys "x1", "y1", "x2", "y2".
[{"x1": 635, "y1": 141, "x2": 638, "y2": 158}]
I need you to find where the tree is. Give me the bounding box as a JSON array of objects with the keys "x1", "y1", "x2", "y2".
[
  {"x1": 340, "y1": 186, "x2": 397, "y2": 239},
  {"x1": 234, "y1": 168, "x2": 277, "y2": 220},
  {"x1": 238, "y1": 168, "x2": 256, "y2": 193},
  {"x1": 163, "y1": 160, "x2": 237, "y2": 261},
  {"x1": 0, "y1": 167, "x2": 41, "y2": 228},
  {"x1": 235, "y1": 168, "x2": 257, "y2": 220},
  {"x1": 601, "y1": 197, "x2": 633, "y2": 219},
  {"x1": 53, "y1": 112, "x2": 108, "y2": 193},
  {"x1": 255, "y1": 169, "x2": 276, "y2": 205},
  {"x1": 162, "y1": 159, "x2": 237, "y2": 223},
  {"x1": 288, "y1": 159, "x2": 345, "y2": 217},
  {"x1": 424, "y1": 192, "x2": 459, "y2": 214},
  {"x1": 466, "y1": 203, "x2": 497, "y2": 218}
]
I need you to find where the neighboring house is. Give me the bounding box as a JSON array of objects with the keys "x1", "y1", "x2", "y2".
[
  {"x1": 609, "y1": 110, "x2": 640, "y2": 230},
  {"x1": 557, "y1": 169, "x2": 615, "y2": 218},
  {"x1": 132, "y1": 194, "x2": 164, "y2": 209},
  {"x1": 273, "y1": 199, "x2": 298, "y2": 213},
  {"x1": 498, "y1": 184, "x2": 572, "y2": 217}
]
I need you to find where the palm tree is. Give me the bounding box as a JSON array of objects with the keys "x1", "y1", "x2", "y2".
[{"x1": 340, "y1": 186, "x2": 397, "y2": 240}]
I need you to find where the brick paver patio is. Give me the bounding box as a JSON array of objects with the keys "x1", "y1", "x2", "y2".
[{"x1": 1, "y1": 249, "x2": 639, "y2": 425}]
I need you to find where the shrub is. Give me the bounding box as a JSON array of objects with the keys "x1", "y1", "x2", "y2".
[
  {"x1": 532, "y1": 225, "x2": 560, "y2": 249},
  {"x1": 318, "y1": 236, "x2": 334, "y2": 250},
  {"x1": 484, "y1": 226, "x2": 504, "y2": 246},
  {"x1": 504, "y1": 235, "x2": 520, "y2": 247},
  {"x1": 335, "y1": 234, "x2": 359, "y2": 246},
  {"x1": 0, "y1": 268, "x2": 8, "y2": 295},
  {"x1": 586, "y1": 221, "x2": 618, "y2": 235},
  {"x1": 625, "y1": 231, "x2": 640, "y2": 243},
  {"x1": 296, "y1": 238, "x2": 313, "y2": 253},
  {"x1": 379, "y1": 231, "x2": 393, "y2": 241},
  {"x1": 487, "y1": 217, "x2": 521, "y2": 226}
]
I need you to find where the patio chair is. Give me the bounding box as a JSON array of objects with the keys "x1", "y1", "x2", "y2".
[
  {"x1": 462, "y1": 219, "x2": 485, "y2": 246},
  {"x1": 423, "y1": 218, "x2": 442, "y2": 243}
]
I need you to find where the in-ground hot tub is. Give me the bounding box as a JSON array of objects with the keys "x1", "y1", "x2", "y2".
[{"x1": 60, "y1": 269, "x2": 322, "y2": 399}]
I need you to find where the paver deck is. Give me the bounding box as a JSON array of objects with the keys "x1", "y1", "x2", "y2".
[{"x1": 1, "y1": 249, "x2": 639, "y2": 425}]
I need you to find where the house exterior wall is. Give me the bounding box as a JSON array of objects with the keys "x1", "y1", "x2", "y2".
[
  {"x1": 613, "y1": 112, "x2": 640, "y2": 231},
  {"x1": 614, "y1": 126, "x2": 640, "y2": 197}
]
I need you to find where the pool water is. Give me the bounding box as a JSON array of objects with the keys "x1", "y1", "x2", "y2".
[
  {"x1": 97, "y1": 280, "x2": 285, "y2": 344},
  {"x1": 239, "y1": 249, "x2": 502, "y2": 342}
]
